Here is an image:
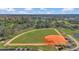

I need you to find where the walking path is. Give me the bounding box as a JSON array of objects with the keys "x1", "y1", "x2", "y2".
[
  {"x1": 4, "y1": 30, "x2": 36, "y2": 46},
  {"x1": 8, "y1": 43, "x2": 49, "y2": 46},
  {"x1": 4, "y1": 28, "x2": 54, "y2": 46},
  {"x1": 65, "y1": 34, "x2": 79, "y2": 51},
  {"x1": 4, "y1": 28, "x2": 78, "y2": 51},
  {"x1": 54, "y1": 28, "x2": 79, "y2": 51}
]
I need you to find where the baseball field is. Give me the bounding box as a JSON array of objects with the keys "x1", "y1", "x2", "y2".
[{"x1": 2, "y1": 28, "x2": 77, "y2": 51}]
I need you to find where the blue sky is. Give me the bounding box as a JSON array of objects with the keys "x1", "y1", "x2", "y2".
[{"x1": 0, "y1": 8, "x2": 79, "y2": 14}]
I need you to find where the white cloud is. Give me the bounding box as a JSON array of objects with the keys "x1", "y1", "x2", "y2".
[
  {"x1": 60, "y1": 8, "x2": 75, "y2": 14},
  {"x1": 7, "y1": 8, "x2": 15, "y2": 11},
  {"x1": 17, "y1": 11, "x2": 28, "y2": 14},
  {"x1": 0, "y1": 8, "x2": 15, "y2": 11},
  {"x1": 40, "y1": 8, "x2": 47, "y2": 10},
  {"x1": 24, "y1": 8, "x2": 32, "y2": 10},
  {"x1": 17, "y1": 10, "x2": 33, "y2": 14},
  {"x1": 62, "y1": 8, "x2": 74, "y2": 11}
]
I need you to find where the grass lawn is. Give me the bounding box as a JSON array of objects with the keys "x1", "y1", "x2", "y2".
[
  {"x1": 0, "y1": 43, "x2": 5, "y2": 48},
  {"x1": 1, "y1": 28, "x2": 77, "y2": 51},
  {"x1": 11, "y1": 28, "x2": 58, "y2": 43},
  {"x1": 7, "y1": 28, "x2": 58, "y2": 51},
  {"x1": 62, "y1": 29, "x2": 75, "y2": 35}
]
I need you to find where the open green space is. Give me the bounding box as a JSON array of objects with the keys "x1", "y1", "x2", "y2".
[
  {"x1": 4, "y1": 28, "x2": 77, "y2": 50},
  {"x1": 11, "y1": 28, "x2": 58, "y2": 43},
  {"x1": 6, "y1": 28, "x2": 58, "y2": 51},
  {"x1": 0, "y1": 28, "x2": 78, "y2": 51}
]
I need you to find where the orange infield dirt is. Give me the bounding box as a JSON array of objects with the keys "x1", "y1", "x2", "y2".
[
  {"x1": 8, "y1": 35, "x2": 68, "y2": 46},
  {"x1": 44, "y1": 35, "x2": 68, "y2": 45}
]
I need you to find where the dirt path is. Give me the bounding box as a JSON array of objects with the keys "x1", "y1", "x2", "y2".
[
  {"x1": 54, "y1": 28, "x2": 78, "y2": 45},
  {"x1": 67, "y1": 34, "x2": 79, "y2": 51},
  {"x1": 8, "y1": 43, "x2": 49, "y2": 46},
  {"x1": 54, "y1": 28, "x2": 79, "y2": 51},
  {"x1": 4, "y1": 30, "x2": 36, "y2": 46},
  {"x1": 4, "y1": 28, "x2": 54, "y2": 46},
  {"x1": 54, "y1": 28, "x2": 63, "y2": 36}
]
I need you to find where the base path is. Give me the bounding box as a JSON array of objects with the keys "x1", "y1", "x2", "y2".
[
  {"x1": 8, "y1": 43, "x2": 50, "y2": 46},
  {"x1": 54, "y1": 28, "x2": 63, "y2": 36}
]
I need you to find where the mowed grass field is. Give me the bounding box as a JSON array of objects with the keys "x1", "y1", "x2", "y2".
[
  {"x1": 11, "y1": 28, "x2": 58, "y2": 43},
  {"x1": 9, "y1": 28, "x2": 59, "y2": 51},
  {"x1": 1, "y1": 28, "x2": 78, "y2": 51}
]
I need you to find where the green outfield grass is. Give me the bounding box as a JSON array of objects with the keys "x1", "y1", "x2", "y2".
[
  {"x1": 7, "y1": 28, "x2": 58, "y2": 51},
  {"x1": 11, "y1": 28, "x2": 58, "y2": 43},
  {"x1": 0, "y1": 28, "x2": 77, "y2": 51}
]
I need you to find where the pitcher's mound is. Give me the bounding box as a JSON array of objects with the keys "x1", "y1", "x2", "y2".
[{"x1": 44, "y1": 35, "x2": 68, "y2": 45}]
